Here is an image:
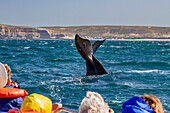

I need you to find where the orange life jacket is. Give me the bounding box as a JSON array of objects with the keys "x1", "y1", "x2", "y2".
[
  {"x1": 0, "y1": 87, "x2": 28, "y2": 100},
  {"x1": 0, "y1": 87, "x2": 28, "y2": 112}
]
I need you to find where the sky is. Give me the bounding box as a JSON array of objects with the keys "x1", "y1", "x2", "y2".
[{"x1": 0, "y1": 0, "x2": 170, "y2": 27}]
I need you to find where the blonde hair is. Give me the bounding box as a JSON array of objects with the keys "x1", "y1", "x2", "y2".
[
  {"x1": 3, "y1": 64, "x2": 11, "y2": 82},
  {"x1": 79, "y1": 91, "x2": 110, "y2": 113},
  {"x1": 140, "y1": 94, "x2": 164, "y2": 113}
]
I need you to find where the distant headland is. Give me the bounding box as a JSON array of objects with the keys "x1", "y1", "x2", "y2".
[{"x1": 0, "y1": 24, "x2": 170, "y2": 40}]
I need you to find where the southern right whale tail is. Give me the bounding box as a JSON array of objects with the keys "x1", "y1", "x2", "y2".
[{"x1": 75, "y1": 34, "x2": 108, "y2": 76}]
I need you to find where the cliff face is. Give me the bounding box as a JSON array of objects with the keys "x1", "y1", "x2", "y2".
[
  {"x1": 0, "y1": 25, "x2": 66, "y2": 39},
  {"x1": 0, "y1": 24, "x2": 170, "y2": 39},
  {"x1": 44, "y1": 26, "x2": 170, "y2": 39}
]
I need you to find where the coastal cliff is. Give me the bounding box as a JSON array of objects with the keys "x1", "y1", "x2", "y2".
[
  {"x1": 0, "y1": 24, "x2": 170, "y2": 40},
  {"x1": 0, "y1": 24, "x2": 65, "y2": 39}
]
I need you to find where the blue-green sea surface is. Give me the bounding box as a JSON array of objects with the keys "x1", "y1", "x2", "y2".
[{"x1": 0, "y1": 40, "x2": 169, "y2": 113}]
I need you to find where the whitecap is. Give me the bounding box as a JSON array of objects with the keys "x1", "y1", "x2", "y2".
[
  {"x1": 111, "y1": 100, "x2": 123, "y2": 103},
  {"x1": 100, "y1": 45, "x2": 104, "y2": 47},
  {"x1": 71, "y1": 43, "x2": 74, "y2": 47},
  {"x1": 110, "y1": 45, "x2": 122, "y2": 48},
  {"x1": 41, "y1": 81, "x2": 46, "y2": 85},
  {"x1": 53, "y1": 58, "x2": 59, "y2": 61},
  {"x1": 126, "y1": 69, "x2": 159, "y2": 73},
  {"x1": 44, "y1": 42, "x2": 48, "y2": 45},
  {"x1": 124, "y1": 82, "x2": 134, "y2": 86},
  {"x1": 24, "y1": 47, "x2": 30, "y2": 49}
]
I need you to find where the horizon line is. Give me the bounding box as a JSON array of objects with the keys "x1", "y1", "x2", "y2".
[{"x1": 1, "y1": 23, "x2": 170, "y2": 28}]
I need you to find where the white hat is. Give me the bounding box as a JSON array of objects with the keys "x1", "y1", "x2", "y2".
[{"x1": 0, "y1": 63, "x2": 7, "y2": 88}]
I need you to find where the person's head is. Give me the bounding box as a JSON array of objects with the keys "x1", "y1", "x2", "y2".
[
  {"x1": 140, "y1": 94, "x2": 164, "y2": 113},
  {"x1": 20, "y1": 93, "x2": 52, "y2": 113},
  {"x1": 122, "y1": 95, "x2": 165, "y2": 113},
  {"x1": 79, "y1": 91, "x2": 114, "y2": 113},
  {"x1": 3, "y1": 64, "x2": 11, "y2": 83}
]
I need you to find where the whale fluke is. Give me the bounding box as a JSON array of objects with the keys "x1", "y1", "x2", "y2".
[
  {"x1": 92, "y1": 39, "x2": 106, "y2": 54},
  {"x1": 75, "y1": 34, "x2": 108, "y2": 76}
]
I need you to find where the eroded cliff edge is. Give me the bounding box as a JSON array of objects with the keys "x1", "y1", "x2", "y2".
[{"x1": 0, "y1": 24, "x2": 170, "y2": 40}]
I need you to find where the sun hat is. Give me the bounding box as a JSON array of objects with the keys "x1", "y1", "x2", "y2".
[{"x1": 0, "y1": 63, "x2": 7, "y2": 88}]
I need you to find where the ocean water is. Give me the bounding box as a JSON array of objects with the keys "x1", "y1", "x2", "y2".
[{"x1": 0, "y1": 39, "x2": 169, "y2": 113}]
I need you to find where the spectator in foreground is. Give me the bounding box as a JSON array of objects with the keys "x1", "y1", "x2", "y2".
[
  {"x1": 122, "y1": 94, "x2": 165, "y2": 113},
  {"x1": 0, "y1": 63, "x2": 28, "y2": 112},
  {"x1": 140, "y1": 94, "x2": 165, "y2": 113},
  {"x1": 9, "y1": 93, "x2": 63, "y2": 113},
  {"x1": 79, "y1": 91, "x2": 114, "y2": 113},
  {"x1": 18, "y1": 91, "x2": 114, "y2": 113},
  {"x1": 0, "y1": 62, "x2": 7, "y2": 88},
  {"x1": 3, "y1": 63, "x2": 18, "y2": 87}
]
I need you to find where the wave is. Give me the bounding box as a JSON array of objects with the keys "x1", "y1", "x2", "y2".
[
  {"x1": 24, "y1": 47, "x2": 30, "y2": 49},
  {"x1": 125, "y1": 69, "x2": 159, "y2": 73},
  {"x1": 110, "y1": 69, "x2": 161, "y2": 74},
  {"x1": 111, "y1": 100, "x2": 123, "y2": 103},
  {"x1": 111, "y1": 61, "x2": 168, "y2": 65}
]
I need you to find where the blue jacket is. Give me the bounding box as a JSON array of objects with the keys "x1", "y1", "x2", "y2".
[
  {"x1": 0, "y1": 97, "x2": 23, "y2": 113},
  {"x1": 0, "y1": 86, "x2": 27, "y2": 113},
  {"x1": 122, "y1": 96, "x2": 155, "y2": 113}
]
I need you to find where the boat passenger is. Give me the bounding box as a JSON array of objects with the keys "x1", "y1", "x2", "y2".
[
  {"x1": 122, "y1": 94, "x2": 165, "y2": 113},
  {"x1": 79, "y1": 91, "x2": 114, "y2": 113},
  {"x1": 45, "y1": 91, "x2": 114, "y2": 113},
  {"x1": 0, "y1": 63, "x2": 28, "y2": 113},
  {"x1": 9, "y1": 91, "x2": 114, "y2": 113},
  {"x1": 3, "y1": 64, "x2": 18, "y2": 88},
  {"x1": 8, "y1": 93, "x2": 63, "y2": 113},
  {"x1": 140, "y1": 94, "x2": 165, "y2": 113}
]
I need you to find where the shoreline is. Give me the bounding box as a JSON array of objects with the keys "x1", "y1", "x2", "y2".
[
  {"x1": 105, "y1": 39, "x2": 170, "y2": 41},
  {"x1": 60, "y1": 36, "x2": 170, "y2": 41},
  {"x1": 1, "y1": 37, "x2": 170, "y2": 41}
]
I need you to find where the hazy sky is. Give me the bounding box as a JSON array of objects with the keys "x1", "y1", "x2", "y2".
[{"x1": 0, "y1": 0, "x2": 170, "y2": 27}]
